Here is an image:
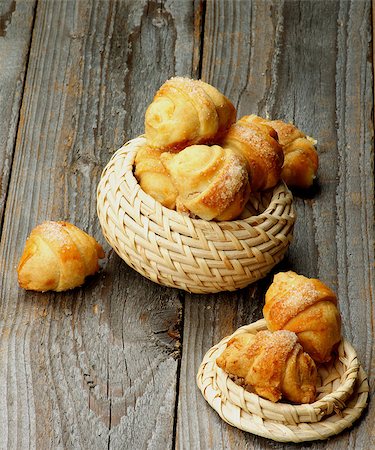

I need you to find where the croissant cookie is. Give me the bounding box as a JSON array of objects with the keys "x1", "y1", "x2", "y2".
[
  {"x1": 216, "y1": 330, "x2": 317, "y2": 404},
  {"x1": 161, "y1": 144, "x2": 250, "y2": 221},
  {"x1": 263, "y1": 271, "x2": 341, "y2": 363},
  {"x1": 145, "y1": 77, "x2": 236, "y2": 151},
  {"x1": 256, "y1": 118, "x2": 319, "y2": 188},
  {"x1": 17, "y1": 221, "x2": 105, "y2": 292},
  {"x1": 134, "y1": 145, "x2": 178, "y2": 209},
  {"x1": 222, "y1": 114, "x2": 284, "y2": 191}
]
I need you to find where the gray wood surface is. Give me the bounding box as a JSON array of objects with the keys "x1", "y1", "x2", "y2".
[
  {"x1": 0, "y1": 0, "x2": 36, "y2": 227},
  {"x1": 177, "y1": 1, "x2": 374, "y2": 449},
  {"x1": 0, "y1": 0, "x2": 197, "y2": 448},
  {"x1": 0, "y1": 0, "x2": 373, "y2": 449}
]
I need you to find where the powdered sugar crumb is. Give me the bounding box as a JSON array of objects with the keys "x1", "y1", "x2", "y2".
[
  {"x1": 202, "y1": 152, "x2": 248, "y2": 211},
  {"x1": 265, "y1": 272, "x2": 336, "y2": 329},
  {"x1": 252, "y1": 330, "x2": 298, "y2": 359}
]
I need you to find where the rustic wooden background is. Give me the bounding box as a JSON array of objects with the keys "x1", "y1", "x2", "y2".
[{"x1": 0, "y1": 0, "x2": 373, "y2": 449}]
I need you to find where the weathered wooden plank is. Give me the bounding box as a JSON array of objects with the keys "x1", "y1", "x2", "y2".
[
  {"x1": 0, "y1": 0, "x2": 200, "y2": 448},
  {"x1": 0, "y1": 0, "x2": 36, "y2": 228},
  {"x1": 177, "y1": 1, "x2": 374, "y2": 449},
  {"x1": 373, "y1": 0, "x2": 375, "y2": 127}
]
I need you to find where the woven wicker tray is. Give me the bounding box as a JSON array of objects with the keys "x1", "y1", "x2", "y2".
[
  {"x1": 197, "y1": 319, "x2": 369, "y2": 442},
  {"x1": 97, "y1": 137, "x2": 296, "y2": 294}
]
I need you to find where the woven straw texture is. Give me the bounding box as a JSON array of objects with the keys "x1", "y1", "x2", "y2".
[
  {"x1": 197, "y1": 319, "x2": 369, "y2": 443},
  {"x1": 97, "y1": 137, "x2": 296, "y2": 294}
]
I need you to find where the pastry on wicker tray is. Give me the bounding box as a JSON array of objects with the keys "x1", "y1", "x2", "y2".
[
  {"x1": 263, "y1": 271, "x2": 341, "y2": 363},
  {"x1": 216, "y1": 329, "x2": 317, "y2": 403}
]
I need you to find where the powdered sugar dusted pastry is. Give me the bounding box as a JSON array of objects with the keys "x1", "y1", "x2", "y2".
[
  {"x1": 161, "y1": 144, "x2": 250, "y2": 221},
  {"x1": 222, "y1": 114, "x2": 284, "y2": 191},
  {"x1": 145, "y1": 77, "x2": 236, "y2": 151},
  {"x1": 135, "y1": 145, "x2": 178, "y2": 209},
  {"x1": 216, "y1": 330, "x2": 317, "y2": 404},
  {"x1": 256, "y1": 118, "x2": 319, "y2": 188},
  {"x1": 17, "y1": 221, "x2": 105, "y2": 292},
  {"x1": 263, "y1": 271, "x2": 341, "y2": 363}
]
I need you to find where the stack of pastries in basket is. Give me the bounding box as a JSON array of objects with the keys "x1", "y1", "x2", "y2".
[
  {"x1": 216, "y1": 271, "x2": 342, "y2": 404},
  {"x1": 135, "y1": 77, "x2": 319, "y2": 220}
]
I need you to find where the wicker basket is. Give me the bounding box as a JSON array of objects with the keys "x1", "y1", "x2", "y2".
[
  {"x1": 197, "y1": 319, "x2": 369, "y2": 442},
  {"x1": 97, "y1": 137, "x2": 296, "y2": 294}
]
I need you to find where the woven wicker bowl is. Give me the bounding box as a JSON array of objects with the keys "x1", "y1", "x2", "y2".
[
  {"x1": 97, "y1": 137, "x2": 296, "y2": 294},
  {"x1": 197, "y1": 319, "x2": 362, "y2": 427}
]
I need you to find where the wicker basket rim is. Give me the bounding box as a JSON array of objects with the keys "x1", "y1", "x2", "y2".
[
  {"x1": 104, "y1": 136, "x2": 294, "y2": 228},
  {"x1": 198, "y1": 319, "x2": 361, "y2": 424},
  {"x1": 198, "y1": 365, "x2": 368, "y2": 442},
  {"x1": 197, "y1": 319, "x2": 369, "y2": 442}
]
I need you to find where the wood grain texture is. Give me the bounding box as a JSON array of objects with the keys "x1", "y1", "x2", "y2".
[
  {"x1": 1, "y1": 0, "x2": 374, "y2": 449},
  {"x1": 177, "y1": 1, "x2": 374, "y2": 449},
  {"x1": 0, "y1": 0, "x2": 198, "y2": 448},
  {"x1": 0, "y1": 0, "x2": 36, "y2": 228}
]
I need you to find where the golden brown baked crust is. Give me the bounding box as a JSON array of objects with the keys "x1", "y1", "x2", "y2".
[
  {"x1": 17, "y1": 221, "x2": 105, "y2": 292},
  {"x1": 263, "y1": 271, "x2": 341, "y2": 363},
  {"x1": 282, "y1": 137, "x2": 319, "y2": 188},
  {"x1": 222, "y1": 114, "x2": 284, "y2": 191},
  {"x1": 257, "y1": 118, "x2": 319, "y2": 188},
  {"x1": 145, "y1": 77, "x2": 236, "y2": 151},
  {"x1": 161, "y1": 144, "x2": 250, "y2": 221},
  {"x1": 265, "y1": 119, "x2": 305, "y2": 146},
  {"x1": 134, "y1": 145, "x2": 178, "y2": 209},
  {"x1": 216, "y1": 330, "x2": 317, "y2": 404}
]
